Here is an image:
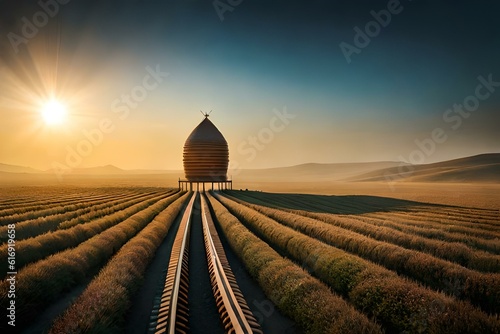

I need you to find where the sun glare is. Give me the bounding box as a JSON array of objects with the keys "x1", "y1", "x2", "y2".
[{"x1": 40, "y1": 99, "x2": 67, "y2": 125}]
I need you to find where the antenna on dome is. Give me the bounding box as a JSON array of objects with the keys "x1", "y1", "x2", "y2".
[{"x1": 200, "y1": 110, "x2": 212, "y2": 118}]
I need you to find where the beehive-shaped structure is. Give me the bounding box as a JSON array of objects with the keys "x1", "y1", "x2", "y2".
[{"x1": 183, "y1": 115, "x2": 229, "y2": 182}]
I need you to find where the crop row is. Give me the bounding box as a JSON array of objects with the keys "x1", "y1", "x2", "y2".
[
  {"x1": 238, "y1": 191, "x2": 421, "y2": 216},
  {"x1": 0, "y1": 188, "x2": 134, "y2": 219},
  {"x1": 0, "y1": 187, "x2": 163, "y2": 212},
  {"x1": 226, "y1": 192, "x2": 500, "y2": 313},
  {"x1": 238, "y1": 190, "x2": 500, "y2": 233},
  {"x1": 240, "y1": 190, "x2": 500, "y2": 237},
  {"x1": 56, "y1": 191, "x2": 172, "y2": 230},
  {"x1": 303, "y1": 211, "x2": 498, "y2": 272},
  {"x1": 0, "y1": 187, "x2": 113, "y2": 210},
  {"x1": 236, "y1": 191, "x2": 500, "y2": 255},
  {"x1": 323, "y1": 197, "x2": 500, "y2": 235},
  {"x1": 0, "y1": 190, "x2": 142, "y2": 225},
  {"x1": 205, "y1": 192, "x2": 382, "y2": 334},
  {"x1": 393, "y1": 202, "x2": 500, "y2": 223},
  {"x1": 0, "y1": 191, "x2": 181, "y2": 279},
  {"x1": 229, "y1": 191, "x2": 499, "y2": 273},
  {"x1": 0, "y1": 191, "x2": 185, "y2": 324},
  {"x1": 353, "y1": 197, "x2": 498, "y2": 226},
  {"x1": 365, "y1": 211, "x2": 500, "y2": 239},
  {"x1": 49, "y1": 192, "x2": 190, "y2": 333},
  {"x1": 352, "y1": 214, "x2": 500, "y2": 254},
  {"x1": 0, "y1": 190, "x2": 169, "y2": 244},
  {"x1": 355, "y1": 198, "x2": 499, "y2": 225},
  {"x1": 397, "y1": 207, "x2": 500, "y2": 228},
  {"x1": 213, "y1": 192, "x2": 500, "y2": 333}
]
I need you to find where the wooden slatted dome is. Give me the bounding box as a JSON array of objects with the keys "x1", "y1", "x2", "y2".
[{"x1": 183, "y1": 114, "x2": 229, "y2": 181}]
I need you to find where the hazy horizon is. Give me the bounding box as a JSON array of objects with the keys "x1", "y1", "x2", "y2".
[
  {"x1": 1, "y1": 1, "x2": 499, "y2": 171},
  {"x1": 2, "y1": 151, "x2": 499, "y2": 173}
]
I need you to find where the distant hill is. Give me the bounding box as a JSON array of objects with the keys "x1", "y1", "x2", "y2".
[
  {"x1": 234, "y1": 161, "x2": 409, "y2": 182},
  {"x1": 0, "y1": 163, "x2": 42, "y2": 174},
  {"x1": 68, "y1": 165, "x2": 126, "y2": 175},
  {"x1": 127, "y1": 169, "x2": 182, "y2": 175},
  {"x1": 348, "y1": 153, "x2": 500, "y2": 183},
  {"x1": 1, "y1": 153, "x2": 498, "y2": 183},
  {"x1": 44, "y1": 165, "x2": 182, "y2": 175}
]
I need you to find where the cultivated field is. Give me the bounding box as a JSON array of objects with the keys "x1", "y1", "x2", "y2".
[
  {"x1": 213, "y1": 190, "x2": 500, "y2": 333},
  {"x1": 0, "y1": 183, "x2": 499, "y2": 333}
]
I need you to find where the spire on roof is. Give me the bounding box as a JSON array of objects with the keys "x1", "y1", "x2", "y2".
[{"x1": 200, "y1": 110, "x2": 212, "y2": 118}]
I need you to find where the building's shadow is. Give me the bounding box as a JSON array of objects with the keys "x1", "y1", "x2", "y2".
[{"x1": 225, "y1": 190, "x2": 452, "y2": 215}]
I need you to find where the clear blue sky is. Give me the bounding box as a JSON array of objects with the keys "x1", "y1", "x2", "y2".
[{"x1": 1, "y1": 0, "x2": 499, "y2": 170}]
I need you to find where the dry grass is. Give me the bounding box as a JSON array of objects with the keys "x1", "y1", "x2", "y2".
[
  {"x1": 233, "y1": 181, "x2": 500, "y2": 210},
  {"x1": 0, "y1": 179, "x2": 497, "y2": 333},
  {"x1": 213, "y1": 192, "x2": 500, "y2": 333},
  {"x1": 49, "y1": 193, "x2": 189, "y2": 333},
  {"x1": 0, "y1": 188, "x2": 127, "y2": 217},
  {"x1": 226, "y1": 192, "x2": 500, "y2": 313},
  {"x1": 0, "y1": 192, "x2": 180, "y2": 278},
  {"x1": 0, "y1": 191, "x2": 183, "y2": 323},
  {"x1": 206, "y1": 191, "x2": 382, "y2": 334},
  {"x1": 0, "y1": 189, "x2": 165, "y2": 243}
]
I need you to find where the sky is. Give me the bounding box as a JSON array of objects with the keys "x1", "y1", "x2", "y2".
[{"x1": 0, "y1": 0, "x2": 499, "y2": 171}]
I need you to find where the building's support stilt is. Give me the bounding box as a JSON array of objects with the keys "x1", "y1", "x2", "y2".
[{"x1": 177, "y1": 180, "x2": 232, "y2": 192}]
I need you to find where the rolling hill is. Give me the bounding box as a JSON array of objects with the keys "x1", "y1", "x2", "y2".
[
  {"x1": 0, "y1": 163, "x2": 42, "y2": 174},
  {"x1": 233, "y1": 161, "x2": 409, "y2": 182},
  {"x1": 0, "y1": 153, "x2": 498, "y2": 184},
  {"x1": 347, "y1": 153, "x2": 500, "y2": 183}
]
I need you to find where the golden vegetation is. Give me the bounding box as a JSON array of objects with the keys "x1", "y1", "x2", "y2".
[
  {"x1": 224, "y1": 192, "x2": 500, "y2": 313},
  {"x1": 206, "y1": 191, "x2": 382, "y2": 334},
  {"x1": 0, "y1": 191, "x2": 180, "y2": 277},
  {"x1": 1, "y1": 184, "x2": 498, "y2": 333},
  {"x1": 212, "y1": 191, "x2": 500, "y2": 333},
  {"x1": 0, "y1": 189, "x2": 184, "y2": 324},
  {"x1": 50, "y1": 192, "x2": 190, "y2": 333}
]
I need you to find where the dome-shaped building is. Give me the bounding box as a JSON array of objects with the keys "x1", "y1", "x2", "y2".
[{"x1": 180, "y1": 113, "x2": 232, "y2": 191}]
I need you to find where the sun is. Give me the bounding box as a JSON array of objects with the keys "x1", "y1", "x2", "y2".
[{"x1": 40, "y1": 99, "x2": 67, "y2": 125}]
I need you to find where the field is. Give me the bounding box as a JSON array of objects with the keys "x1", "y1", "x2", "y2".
[{"x1": 0, "y1": 180, "x2": 499, "y2": 333}]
